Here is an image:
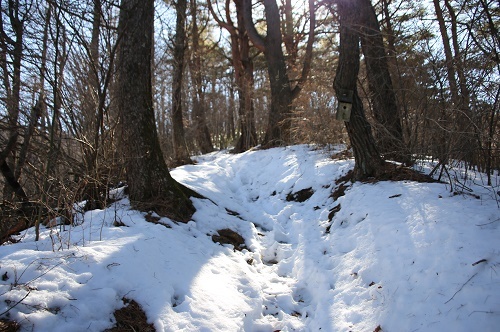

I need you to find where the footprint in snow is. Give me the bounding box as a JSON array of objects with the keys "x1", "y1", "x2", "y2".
[{"x1": 171, "y1": 292, "x2": 185, "y2": 311}]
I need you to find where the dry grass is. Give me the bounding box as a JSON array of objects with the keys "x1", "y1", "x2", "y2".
[
  {"x1": 0, "y1": 319, "x2": 20, "y2": 332},
  {"x1": 105, "y1": 298, "x2": 155, "y2": 332}
]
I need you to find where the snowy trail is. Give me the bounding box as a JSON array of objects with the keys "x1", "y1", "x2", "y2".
[
  {"x1": 1, "y1": 145, "x2": 498, "y2": 332},
  {"x1": 173, "y1": 146, "x2": 500, "y2": 331},
  {"x1": 174, "y1": 146, "x2": 354, "y2": 330}
]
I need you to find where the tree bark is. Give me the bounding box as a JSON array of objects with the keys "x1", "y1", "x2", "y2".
[
  {"x1": 357, "y1": 0, "x2": 408, "y2": 164},
  {"x1": 333, "y1": 0, "x2": 384, "y2": 180},
  {"x1": 171, "y1": 0, "x2": 191, "y2": 164},
  {"x1": 432, "y1": 0, "x2": 477, "y2": 165},
  {"x1": 243, "y1": 0, "x2": 292, "y2": 147},
  {"x1": 208, "y1": 0, "x2": 258, "y2": 152},
  {"x1": 0, "y1": 0, "x2": 24, "y2": 201},
  {"x1": 432, "y1": 0, "x2": 459, "y2": 105},
  {"x1": 242, "y1": 0, "x2": 315, "y2": 148},
  {"x1": 116, "y1": 0, "x2": 197, "y2": 222},
  {"x1": 443, "y1": 0, "x2": 478, "y2": 165},
  {"x1": 189, "y1": 0, "x2": 213, "y2": 154},
  {"x1": 233, "y1": 0, "x2": 258, "y2": 152},
  {"x1": 0, "y1": 132, "x2": 28, "y2": 203}
]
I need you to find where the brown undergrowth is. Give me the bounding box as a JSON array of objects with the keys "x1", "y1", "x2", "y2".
[
  {"x1": 367, "y1": 162, "x2": 439, "y2": 183},
  {"x1": 105, "y1": 298, "x2": 155, "y2": 332},
  {"x1": 0, "y1": 319, "x2": 20, "y2": 332}
]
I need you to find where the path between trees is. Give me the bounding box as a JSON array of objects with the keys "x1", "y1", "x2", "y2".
[{"x1": 174, "y1": 146, "x2": 353, "y2": 330}]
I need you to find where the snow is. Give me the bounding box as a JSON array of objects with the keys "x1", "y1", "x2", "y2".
[{"x1": 1, "y1": 145, "x2": 499, "y2": 331}]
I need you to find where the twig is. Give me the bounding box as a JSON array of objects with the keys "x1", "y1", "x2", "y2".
[
  {"x1": 0, "y1": 290, "x2": 31, "y2": 317},
  {"x1": 468, "y1": 310, "x2": 495, "y2": 316},
  {"x1": 476, "y1": 218, "x2": 500, "y2": 227},
  {"x1": 26, "y1": 262, "x2": 63, "y2": 285},
  {"x1": 445, "y1": 272, "x2": 478, "y2": 304},
  {"x1": 472, "y1": 259, "x2": 487, "y2": 266}
]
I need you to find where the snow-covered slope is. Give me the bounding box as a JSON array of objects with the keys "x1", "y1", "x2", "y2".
[{"x1": 1, "y1": 145, "x2": 499, "y2": 331}]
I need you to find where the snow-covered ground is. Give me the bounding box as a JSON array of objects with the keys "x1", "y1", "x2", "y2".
[{"x1": 0, "y1": 145, "x2": 499, "y2": 331}]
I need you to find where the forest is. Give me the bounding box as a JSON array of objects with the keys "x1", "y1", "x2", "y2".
[
  {"x1": 0, "y1": 0, "x2": 499, "y2": 229},
  {"x1": 0, "y1": 1, "x2": 499, "y2": 331}
]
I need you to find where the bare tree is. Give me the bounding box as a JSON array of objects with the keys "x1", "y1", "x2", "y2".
[
  {"x1": 0, "y1": 0, "x2": 26, "y2": 200},
  {"x1": 208, "y1": 0, "x2": 258, "y2": 152},
  {"x1": 242, "y1": 0, "x2": 315, "y2": 148},
  {"x1": 189, "y1": 0, "x2": 213, "y2": 154}
]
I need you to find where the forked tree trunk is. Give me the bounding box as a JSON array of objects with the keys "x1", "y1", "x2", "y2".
[
  {"x1": 243, "y1": 0, "x2": 292, "y2": 147},
  {"x1": 243, "y1": 0, "x2": 315, "y2": 148},
  {"x1": 432, "y1": 0, "x2": 479, "y2": 166},
  {"x1": 116, "y1": 0, "x2": 197, "y2": 222},
  {"x1": 208, "y1": 0, "x2": 258, "y2": 153},
  {"x1": 334, "y1": 0, "x2": 384, "y2": 180}
]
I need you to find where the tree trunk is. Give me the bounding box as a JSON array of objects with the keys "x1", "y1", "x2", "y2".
[
  {"x1": 242, "y1": 0, "x2": 292, "y2": 147},
  {"x1": 227, "y1": 75, "x2": 236, "y2": 142},
  {"x1": 0, "y1": 132, "x2": 28, "y2": 203},
  {"x1": 0, "y1": 0, "x2": 24, "y2": 201},
  {"x1": 243, "y1": 0, "x2": 315, "y2": 148},
  {"x1": 433, "y1": 0, "x2": 477, "y2": 165},
  {"x1": 208, "y1": 0, "x2": 258, "y2": 152},
  {"x1": 14, "y1": 2, "x2": 49, "y2": 182},
  {"x1": 233, "y1": 0, "x2": 257, "y2": 152},
  {"x1": 116, "y1": 0, "x2": 197, "y2": 222},
  {"x1": 171, "y1": 0, "x2": 191, "y2": 164},
  {"x1": 432, "y1": 0, "x2": 459, "y2": 105},
  {"x1": 189, "y1": 0, "x2": 213, "y2": 154},
  {"x1": 443, "y1": 0, "x2": 478, "y2": 166},
  {"x1": 380, "y1": 0, "x2": 412, "y2": 150},
  {"x1": 357, "y1": 0, "x2": 408, "y2": 164},
  {"x1": 334, "y1": 0, "x2": 384, "y2": 180}
]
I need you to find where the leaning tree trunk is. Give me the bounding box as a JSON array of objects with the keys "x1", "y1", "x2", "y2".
[
  {"x1": 116, "y1": 0, "x2": 197, "y2": 222},
  {"x1": 358, "y1": 0, "x2": 408, "y2": 164},
  {"x1": 334, "y1": 0, "x2": 384, "y2": 180}
]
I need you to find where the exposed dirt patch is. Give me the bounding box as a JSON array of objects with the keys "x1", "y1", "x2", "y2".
[
  {"x1": 368, "y1": 162, "x2": 439, "y2": 183},
  {"x1": 225, "y1": 208, "x2": 246, "y2": 221},
  {"x1": 286, "y1": 188, "x2": 314, "y2": 202},
  {"x1": 167, "y1": 157, "x2": 196, "y2": 169},
  {"x1": 331, "y1": 149, "x2": 353, "y2": 160},
  {"x1": 212, "y1": 228, "x2": 247, "y2": 251},
  {"x1": 331, "y1": 183, "x2": 349, "y2": 201},
  {"x1": 0, "y1": 319, "x2": 20, "y2": 332},
  {"x1": 105, "y1": 298, "x2": 155, "y2": 332},
  {"x1": 328, "y1": 204, "x2": 341, "y2": 221},
  {"x1": 335, "y1": 170, "x2": 354, "y2": 185},
  {"x1": 143, "y1": 212, "x2": 172, "y2": 229},
  {"x1": 0, "y1": 202, "x2": 46, "y2": 245},
  {"x1": 325, "y1": 204, "x2": 341, "y2": 234}
]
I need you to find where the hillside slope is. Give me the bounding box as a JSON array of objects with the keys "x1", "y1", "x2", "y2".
[{"x1": 1, "y1": 145, "x2": 499, "y2": 331}]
